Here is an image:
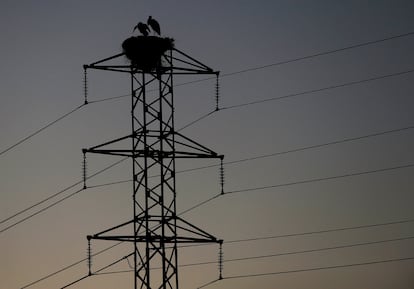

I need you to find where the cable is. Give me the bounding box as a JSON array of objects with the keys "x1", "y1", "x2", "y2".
[
  {"x1": 89, "y1": 30, "x2": 414, "y2": 103},
  {"x1": 59, "y1": 253, "x2": 134, "y2": 289},
  {"x1": 20, "y1": 242, "x2": 123, "y2": 289},
  {"x1": 178, "y1": 193, "x2": 222, "y2": 216},
  {"x1": 224, "y1": 163, "x2": 414, "y2": 195},
  {"x1": 197, "y1": 279, "x2": 219, "y2": 289},
  {"x1": 224, "y1": 235, "x2": 414, "y2": 265},
  {"x1": 220, "y1": 68, "x2": 414, "y2": 110},
  {"x1": 0, "y1": 182, "x2": 80, "y2": 225},
  {"x1": 177, "y1": 236, "x2": 414, "y2": 268},
  {"x1": 223, "y1": 256, "x2": 414, "y2": 280},
  {"x1": 0, "y1": 188, "x2": 85, "y2": 234},
  {"x1": 1, "y1": 157, "x2": 128, "y2": 232},
  {"x1": 175, "y1": 124, "x2": 414, "y2": 175},
  {"x1": 60, "y1": 275, "x2": 90, "y2": 289},
  {"x1": 225, "y1": 218, "x2": 414, "y2": 244},
  {"x1": 177, "y1": 110, "x2": 217, "y2": 132},
  {"x1": 175, "y1": 68, "x2": 414, "y2": 132},
  {"x1": 0, "y1": 104, "x2": 85, "y2": 158},
  {"x1": 176, "y1": 163, "x2": 414, "y2": 222}
]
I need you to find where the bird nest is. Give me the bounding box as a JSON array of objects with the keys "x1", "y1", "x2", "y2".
[{"x1": 122, "y1": 36, "x2": 174, "y2": 72}]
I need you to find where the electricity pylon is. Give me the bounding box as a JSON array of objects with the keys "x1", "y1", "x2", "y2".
[{"x1": 83, "y1": 38, "x2": 223, "y2": 289}]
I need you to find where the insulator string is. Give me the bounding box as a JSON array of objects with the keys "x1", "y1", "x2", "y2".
[
  {"x1": 220, "y1": 158, "x2": 225, "y2": 195},
  {"x1": 83, "y1": 66, "x2": 88, "y2": 105},
  {"x1": 215, "y1": 74, "x2": 220, "y2": 111},
  {"x1": 218, "y1": 241, "x2": 223, "y2": 280},
  {"x1": 87, "y1": 236, "x2": 92, "y2": 276},
  {"x1": 82, "y1": 150, "x2": 87, "y2": 189}
]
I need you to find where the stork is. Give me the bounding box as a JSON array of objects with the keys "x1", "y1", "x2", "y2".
[
  {"x1": 147, "y1": 16, "x2": 161, "y2": 35},
  {"x1": 133, "y1": 22, "x2": 150, "y2": 36}
]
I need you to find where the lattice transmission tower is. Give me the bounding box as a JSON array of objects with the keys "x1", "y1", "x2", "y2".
[{"x1": 82, "y1": 35, "x2": 224, "y2": 289}]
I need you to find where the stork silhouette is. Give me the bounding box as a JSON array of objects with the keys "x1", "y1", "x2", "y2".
[
  {"x1": 133, "y1": 22, "x2": 150, "y2": 36},
  {"x1": 147, "y1": 16, "x2": 161, "y2": 35}
]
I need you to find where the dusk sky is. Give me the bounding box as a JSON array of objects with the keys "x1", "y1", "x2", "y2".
[{"x1": 1, "y1": 1, "x2": 414, "y2": 288}]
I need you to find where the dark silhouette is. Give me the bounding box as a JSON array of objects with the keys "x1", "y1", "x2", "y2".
[
  {"x1": 122, "y1": 36, "x2": 174, "y2": 71},
  {"x1": 133, "y1": 22, "x2": 150, "y2": 36},
  {"x1": 147, "y1": 16, "x2": 161, "y2": 35}
]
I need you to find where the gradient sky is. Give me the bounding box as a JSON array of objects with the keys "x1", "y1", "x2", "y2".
[{"x1": 1, "y1": 1, "x2": 414, "y2": 289}]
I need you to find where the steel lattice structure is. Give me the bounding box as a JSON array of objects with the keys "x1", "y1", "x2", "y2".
[{"x1": 83, "y1": 45, "x2": 223, "y2": 289}]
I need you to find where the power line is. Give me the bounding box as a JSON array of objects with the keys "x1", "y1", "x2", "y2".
[
  {"x1": 175, "y1": 124, "x2": 414, "y2": 174},
  {"x1": 225, "y1": 218, "x2": 414, "y2": 244},
  {"x1": 175, "y1": 235, "x2": 414, "y2": 268},
  {"x1": 22, "y1": 244, "x2": 125, "y2": 289},
  {"x1": 0, "y1": 182, "x2": 80, "y2": 225},
  {"x1": 175, "y1": 217, "x2": 414, "y2": 250},
  {"x1": 178, "y1": 193, "x2": 222, "y2": 216},
  {"x1": 174, "y1": 163, "x2": 414, "y2": 218},
  {"x1": 224, "y1": 163, "x2": 414, "y2": 195},
  {"x1": 20, "y1": 242, "x2": 123, "y2": 289},
  {"x1": 223, "y1": 235, "x2": 414, "y2": 265},
  {"x1": 0, "y1": 187, "x2": 85, "y2": 234},
  {"x1": 222, "y1": 256, "x2": 414, "y2": 281},
  {"x1": 60, "y1": 254, "x2": 134, "y2": 288},
  {"x1": 175, "y1": 68, "x2": 414, "y2": 133},
  {"x1": 219, "y1": 31, "x2": 414, "y2": 78},
  {"x1": 0, "y1": 157, "x2": 128, "y2": 233},
  {"x1": 0, "y1": 104, "x2": 85, "y2": 158},
  {"x1": 177, "y1": 110, "x2": 217, "y2": 132},
  {"x1": 220, "y1": 68, "x2": 414, "y2": 110}
]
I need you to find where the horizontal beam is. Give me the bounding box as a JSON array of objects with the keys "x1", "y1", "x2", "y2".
[
  {"x1": 85, "y1": 149, "x2": 223, "y2": 159},
  {"x1": 89, "y1": 235, "x2": 221, "y2": 244}
]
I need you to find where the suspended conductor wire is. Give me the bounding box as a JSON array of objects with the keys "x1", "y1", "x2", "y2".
[
  {"x1": 177, "y1": 68, "x2": 414, "y2": 132},
  {"x1": 0, "y1": 188, "x2": 87, "y2": 234},
  {"x1": 60, "y1": 253, "x2": 134, "y2": 289},
  {"x1": 0, "y1": 104, "x2": 85, "y2": 158},
  {"x1": 20, "y1": 241, "x2": 123, "y2": 289},
  {"x1": 222, "y1": 256, "x2": 414, "y2": 281},
  {"x1": 0, "y1": 157, "x2": 128, "y2": 232},
  {"x1": 177, "y1": 109, "x2": 217, "y2": 132},
  {"x1": 223, "y1": 163, "x2": 414, "y2": 196},
  {"x1": 177, "y1": 163, "x2": 414, "y2": 218},
  {"x1": 220, "y1": 68, "x2": 414, "y2": 110},
  {"x1": 197, "y1": 279, "x2": 220, "y2": 289}
]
